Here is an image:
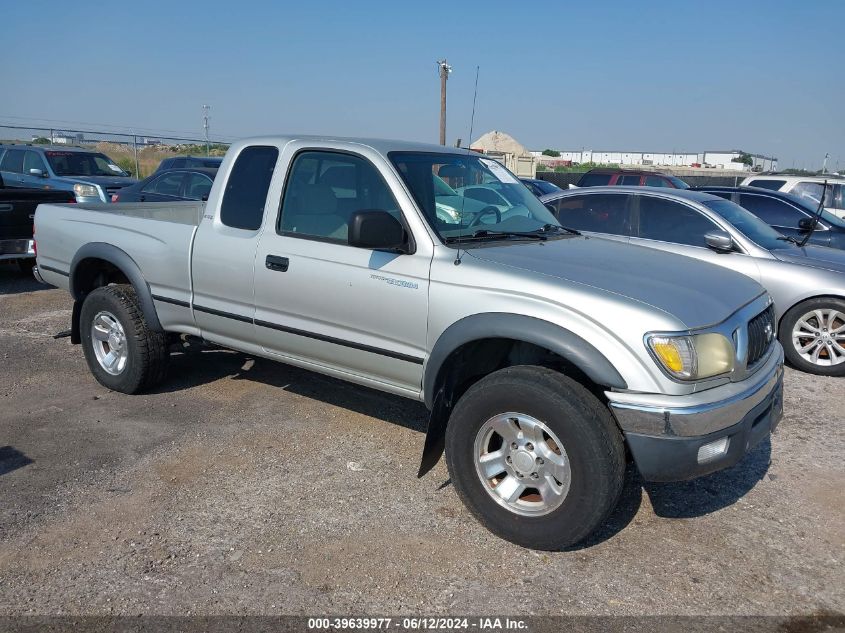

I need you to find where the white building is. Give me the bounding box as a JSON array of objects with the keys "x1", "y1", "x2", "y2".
[{"x1": 532, "y1": 149, "x2": 777, "y2": 172}]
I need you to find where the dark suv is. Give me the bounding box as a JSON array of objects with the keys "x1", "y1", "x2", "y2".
[{"x1": 576, "y1": 168, "x2": 689, "y2": 189}]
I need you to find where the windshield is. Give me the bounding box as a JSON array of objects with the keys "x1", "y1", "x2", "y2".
[
  {"x1": 45, "y1": 151, "x2": 129, "y2": 177},
  {"x1": 390, "y1": 152, "x2": 562, "y2": 243},
  {"x1": 703, "y1": 199, "x2": 791, "y2": 250}
]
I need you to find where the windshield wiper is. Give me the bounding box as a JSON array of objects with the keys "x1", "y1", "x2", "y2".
[
  {"x1": 777, "y1": 235, "x2": 801, "y2": 245},
  {"x1": 444, "y1": 230, "x2": 547, "y2": 243},
  {"x1": 539, "y1": 223, "x2": 581, "y2": 236}
]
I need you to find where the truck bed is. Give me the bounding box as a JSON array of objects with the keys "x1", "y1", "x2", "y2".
[{"x1": 34, "y1": 201, "x2": 203, "y2": 319}]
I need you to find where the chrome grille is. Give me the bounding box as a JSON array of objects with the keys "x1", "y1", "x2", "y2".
[{"x1": 747, "y1": 305, "x2": 775, "y2": 366}]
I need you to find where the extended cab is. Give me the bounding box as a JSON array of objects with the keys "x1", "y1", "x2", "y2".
[{"x1": 33, "y1": 136, "x2": 784, "y2": 550}]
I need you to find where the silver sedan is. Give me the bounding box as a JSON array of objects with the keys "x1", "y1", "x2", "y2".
[{"x1": 541, "y1": 186, "x2": 845, "y2": 377}]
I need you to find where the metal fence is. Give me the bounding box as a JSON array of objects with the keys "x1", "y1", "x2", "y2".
[
  {"x1": 536, "y1": 171, "x2": 750, "y2": 188},
  {"x1": 0, "y1": 123, "x2": 231, "y2": 177}
]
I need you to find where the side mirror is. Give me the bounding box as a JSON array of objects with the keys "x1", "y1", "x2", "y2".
[
  {"x1": 348, "y1": 209, "x2": 409, "y2": 253},
  {"x1": 29, "y1": 168, "x2": 47, "y2": 177},
  {"x1": 704, "y1": 229, "x2": 735, "y2": 253},
  {"x1": 798, "y1": 218, "x2": 817, "y2": 232}
]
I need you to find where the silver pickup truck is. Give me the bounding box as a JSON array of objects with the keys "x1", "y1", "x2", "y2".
[{"x1": 33, "y1": 136, "x2": 784, "y2": 550}]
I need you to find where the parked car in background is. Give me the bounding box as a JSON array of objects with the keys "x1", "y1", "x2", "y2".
[
  {"x1": 155, "y1": 156, "x2": 223, "y2": 172},
  {"x1": 0, "y1": 144, "x2": 137, "y2": 203},
  {"x1": 740, "y1": 174, "x2": 845, "y2": 219},
  {"x1": 541, "y1": 186, "x2": 845, "y2": 376},
  {"x1": 110, "y1": 168, "x2": 217, "y2": 203},
  {"x1": 520, "y1": 177, "x2": 563, "y2": 197},
  {"x1": 692, "y1": 186, "x2": 845, "y2": 250},
  {"x1": 34, "y1": 135, "x2": 783, "y2": 550},
  {"x1": 575, "y1": 168, "x2": 689, "y2": 189},
  {"x1": 0, "y1": 171, "x2": 75, "y2": 273}
]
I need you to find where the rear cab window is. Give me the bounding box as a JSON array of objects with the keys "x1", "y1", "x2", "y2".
[{"x1": 219, "y1": 146, "x2": 279, "y2": 230}]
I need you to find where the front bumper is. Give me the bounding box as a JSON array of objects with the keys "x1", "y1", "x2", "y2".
[
  {"x1": 0, "y1": 238, "x2": 35, "y2": 261},
  {"x1": 609, "y1": 344, "x2": 784, "y2": 482}
]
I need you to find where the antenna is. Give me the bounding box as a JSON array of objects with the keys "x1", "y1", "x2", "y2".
[
  {"x1": 202, "y1": 104, "x2": 211, "y2": 156},
  {"x1": 454, "y1": 65, "x2": 480, "y2": 266}
]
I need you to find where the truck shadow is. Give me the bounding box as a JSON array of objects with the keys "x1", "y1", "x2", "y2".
[
  {"x1": 0, "y1": 266, "x2": 48, "y2": 296},
  {"x1": 155, "y1": 343, "x2": 771, "y2": 548},
  {"x1": 569, "y1": 439, "x2": 771, "y2": 550},
  {"x1": 0, "y1": 446, "x2": 34, "y2": 476},
  {"x1": 155, "y1": 344, "x2": 429, "y2": 434}
]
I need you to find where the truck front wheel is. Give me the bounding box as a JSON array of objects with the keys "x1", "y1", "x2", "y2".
[
  {"x1": 79, "y1": 285, "x2": 169, "y2": 394},
  {"x1": 445, "y1": 365, "x2": 625, "y2": 550}
]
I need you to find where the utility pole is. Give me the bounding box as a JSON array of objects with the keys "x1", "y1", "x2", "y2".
[
  {"x1": 822, "y1": 152, "x2": 830, "y2": 174},
  {"x1": 202, "y1": 104, "x2": 211, "y2": 156},
  {"x1": 436, "y1": 59, "x2": 452, "y2": 146}
]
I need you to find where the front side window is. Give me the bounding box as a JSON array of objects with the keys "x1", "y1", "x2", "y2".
[
  {"x1": 702, "y1": 199, "x2": 787, "y2": 250},
  {"x1": 143, "y1": 172, "x2": 185, "y2": 196},
  {"x1": 578, "y1": 173, "x2": 612, "y2": 187},
  {"x1": 791, "y1": 181, "x2": 839, "y2": 209},
  {"x1": 645, "y1": 176, "x2": 666, "y2": 187},
  {"x1": 390, "y1": 152, "x2": 561, "y2": 244},
  {"x1": 548, "y1": 194, "x2": 629, "y2": 235},
  {"x1": 0, "y1": 149, "x2": 25, "y2": 173},
  {"x1": 739, "y1": 194, "x2": 806, "y2": 228},
  {"x1": 279, "y1": 151, "x2": 400, "y2": 243},
  {"x1": 184, "y1": 172, "x2": 213, "y2": 200},
  {"x1": 23, "y1": 151, "x2": 47, "y2": 174},
  {"x1": 636, "y1": 196, "x2": 718, "y2": 247},
  {"x1": 220, "y1": 145, "x2": 278, "y2": 230}
]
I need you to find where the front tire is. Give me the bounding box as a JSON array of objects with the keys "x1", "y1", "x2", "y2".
[
  {"x1": 779, "y1": 298, "x2": 845, "y2": 377},
  {"x1": 80, "y1": 285, "x2": 170, "y2": 393},
  {"x1": 445, "y1": 365, "x2": 625, "y2": 550}
]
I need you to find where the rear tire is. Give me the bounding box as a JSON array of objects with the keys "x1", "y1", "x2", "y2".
[
  {"x1": 80, "y1": 285, "x2": 169, "y2": 393},
  {"x1": 779, "y1": 298, "x2": 845, "y2": 377},
  {"x1": 445, "y1": 365, "x2": 625, "y2": 550}
]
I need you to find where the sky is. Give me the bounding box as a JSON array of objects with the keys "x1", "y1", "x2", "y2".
[{"x1": 2, "y1": 0, "x2": 843, "y2": 170}]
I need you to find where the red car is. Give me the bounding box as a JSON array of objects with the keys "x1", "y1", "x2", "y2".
[{"x1": 576, "y1": 168, "x2": 689, "y2": 189}]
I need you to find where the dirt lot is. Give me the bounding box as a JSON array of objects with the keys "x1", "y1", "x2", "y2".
[{"x1": 0, "y1": 264, "x2": 843, "y2": 617}]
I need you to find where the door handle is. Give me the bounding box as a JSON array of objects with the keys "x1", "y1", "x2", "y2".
[
  {"x1": 265, "y1": 255, "x2": 289, "y2": 272},
  {"x1": 0, "y1": 204, "x2": 13, "y2": 212}
]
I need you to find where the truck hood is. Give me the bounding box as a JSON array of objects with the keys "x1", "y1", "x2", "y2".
[
  {"x1": 54, "y1": 175, "x2": 138, "y2": 188},
  {"x1": 770, "y1": 244, "x2": 845, "y2": 274},
  {"x1": 467, "y1": 236, "x2": 765, "y2": 328}
]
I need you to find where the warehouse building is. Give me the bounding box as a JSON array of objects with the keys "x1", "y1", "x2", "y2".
[{"x1": 533, "y1": 149, "x2": 778, "y2": 172}]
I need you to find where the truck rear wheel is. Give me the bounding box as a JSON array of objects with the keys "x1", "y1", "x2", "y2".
[
  {"x1": 80, "y1": 285, "x2": 169, "y2": 394},
  {"x1": 445, "y1": 365, "x2": 625, "y2": 550}
]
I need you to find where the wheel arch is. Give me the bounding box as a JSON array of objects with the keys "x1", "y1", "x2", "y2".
[
  {"x1": 417, "y1": 313, "x2": 627, "y2": 477},
  {"x1": 777, "y1": 293, "x2": 845, "y2": 332},
  {"x1": 69, "y1": 243, "x2": 163, "y2": 342}
]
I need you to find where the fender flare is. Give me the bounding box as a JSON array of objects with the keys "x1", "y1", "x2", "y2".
[
  {"x1": 69, "y1": 242, "x2": 163, "y2": 333},
  {"x1": 417, "y1": 313, "x2": 627, "y2": 477},
  {"x1": 423, "y1": 313, "x2": 626, "y2": 409}
]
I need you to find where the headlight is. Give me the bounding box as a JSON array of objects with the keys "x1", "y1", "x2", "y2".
[
  {"x1": 73, "y1": 183, "x2": 99, "y2": 198},
  {"x1": 648, "y1": 333, "x2": 734, "y2": 380}
]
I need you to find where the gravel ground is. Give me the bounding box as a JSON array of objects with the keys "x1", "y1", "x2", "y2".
[{"x1": 0, "y1": 264, "x2": 843, "y2": 618}]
